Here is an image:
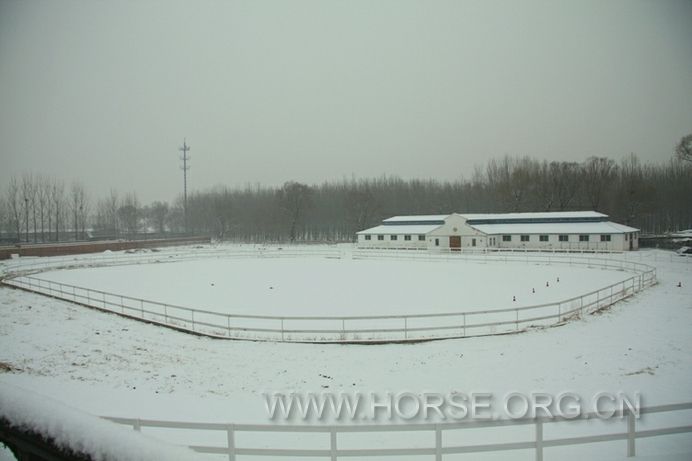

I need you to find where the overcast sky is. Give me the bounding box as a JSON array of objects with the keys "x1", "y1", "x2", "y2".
[{"x1": 1, "y1": 0, "x2": 691, "y2": 203}]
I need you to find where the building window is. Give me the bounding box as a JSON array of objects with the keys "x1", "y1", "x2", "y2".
[
  {"x1": 377, "y1": 235, "x2": 384, "y2": 241},
  {"x1": 418, "y1": 235, "x2": 425, "y2": 241},
  {"x1": 579, "y1": 235, "x2": 589, "y2": 242},
  {"x1": 539, "y1": 235, "x2": 549, "y2": 242},
  {"x1": 502, "y1": 235, "x2": 512, "y2": 242},
  {"x1": 435, "y1": 238, "x2": 439, "y2": 246},
  {"x1": 404, "y1": 235, "x2": 411, "y2": 241},
  {"x1": 472, "y1": 238, "x2": 476, "y2": 247},
  {"x1": 600, "y1": 234, "x2": 611, "y2": 242},
  {"x1": 520, "y1": 235, "x2": 530, "y2": 242},
  {"x1": 364, "y1": 235, "x2": 371, "y2": 241},
  {"x1": 559, "y1": 235, "x2": 568, "y2": 242},
  {"x1": 625, "y1": 234, "x2": 629, "y2": 241},
  {"x1": 391, "y1": 235, "x2": 397, "y2": 241}
]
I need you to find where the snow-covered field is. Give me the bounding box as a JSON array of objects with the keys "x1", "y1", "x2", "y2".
[
  {"x1": 1, "y1": 246, "x2": 691, "y2": 460},
  {"x1": 34, "y1": 257, "x2": 632, "y2": 316}
]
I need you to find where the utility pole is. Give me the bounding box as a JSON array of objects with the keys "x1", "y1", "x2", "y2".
[{"x1": 179, "y1": 139, "x2": 191, "y2": 233}]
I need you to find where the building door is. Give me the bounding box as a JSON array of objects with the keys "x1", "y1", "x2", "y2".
[{"x1": 449, "y1": 236, "x2": 461, "y2": 251}]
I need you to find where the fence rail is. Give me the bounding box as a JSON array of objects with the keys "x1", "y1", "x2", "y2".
[
  {"x1": 102, "y1": 402, "x2": 692, "y2": 460},
  {"x1": 0, "y1": 247, "x2": 656, "y2": 343}
]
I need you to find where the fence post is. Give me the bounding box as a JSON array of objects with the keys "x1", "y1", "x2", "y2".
[
  {"x1": 140, "y1": 299, "x2": 144, "y2": 318},
  {"x1": 435, "y1": 425, "x2": 442, "y2": 461},
  {"x1": 516, "y1": 309, "x2": 519, "y2": 330},
  {"x1": 330, "y1": 427, "x2": 337, "y2": 461},
  {"x1": 133, "y1": 419, "x2": 141, "y2": 432},
  {"x1": 281, "y1": 318, "x2": 285, "y2": 341},
  {"x1": 404, "y1": 317, "x2": 408, "y2": 340},
  {"x1": 535, "y1": 420, "x2": 543, "y2": 461},
  {"x1": 627, "y1": 410, "x2": 636, "y2": 457},
  {"x1": 191, "y1": 310, "x2": 195, "y2": 332},
  {"x1": 227, "y1": 424, "x2": 236, "y2": 461}
]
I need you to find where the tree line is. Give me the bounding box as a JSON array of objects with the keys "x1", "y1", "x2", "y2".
[{"x1": 2, "y1": 152, "x2": 691, "y2": 244}]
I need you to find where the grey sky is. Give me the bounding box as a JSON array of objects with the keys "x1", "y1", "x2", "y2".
[{"x1": 1, "y1": 0, "x2": 691, "y2": 203}]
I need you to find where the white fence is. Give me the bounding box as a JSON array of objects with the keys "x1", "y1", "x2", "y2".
[
  {"x1": 103, "y1": 402, "x2": 692, "y2": 460},
  {"x1": 0, "y1": 247, "x2": 656, "y2": 343}
]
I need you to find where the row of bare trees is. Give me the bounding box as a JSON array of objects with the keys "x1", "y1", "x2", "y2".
[
  {"x1": 1, "y1": 175, "x2": 89, "y2": 243},
  {"x1": 0, "y1": 176, "x2": 176, "y2": 243},
  {"x1": 183, "y1": 154, "x2": 691, "y2": 241},
  {"x1": 2, "y1": 152, "x2": 691, "y2": 244}
]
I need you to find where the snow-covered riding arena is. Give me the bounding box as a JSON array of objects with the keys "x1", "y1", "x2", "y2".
[{"x1": 1, "y1": 244, "x2": 691, "y2": 460}]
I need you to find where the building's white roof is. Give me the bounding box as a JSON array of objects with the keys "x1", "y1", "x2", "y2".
[
  {"x1": 460, "y1": 211, "x2": 608, "y2": 221},
  {"x1": 471, "y1": 221, "x2": 639, "y2": 235},
  {"x1": 382, "y1": 215, "x2": 449, "y2": 223},
  {"x1": 357, "y1": 224, "x2": 442, "y2": 235}
]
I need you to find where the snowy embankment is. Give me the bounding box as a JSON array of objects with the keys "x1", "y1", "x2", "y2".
[
  {"x1": 0, "y1": 246, "x2": 690, "y2": 459},
  {"x1": 0, "y1": 382, "x2": 202, "y2": 461}
]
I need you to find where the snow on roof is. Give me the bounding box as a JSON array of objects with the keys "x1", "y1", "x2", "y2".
[
  {"x1": 382, "y1": 215, "x2": 450, "y2": 223},
  {"x1": 357, "y1": 224, "x2": 442, "y2": 235},
  {"x1": 0, "y1": 382, "x2": 203, "y2": 461},
  {"x1": 460, "y1": 211, "x2": 608, "y2": 221},
  {"x1": 471, "y1": 221, "x2": 639, "y2": 235}
]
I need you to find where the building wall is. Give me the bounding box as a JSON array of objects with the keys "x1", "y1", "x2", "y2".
[
  {"x1": 488, "y1": 232, "x2": 638, "y2": 251},
  {"x1": 356, "y1": 233, "x2": 428, "y2": 249},
  {"x1": 428, "y1": 215, "x2": 487, "y2": 250}
]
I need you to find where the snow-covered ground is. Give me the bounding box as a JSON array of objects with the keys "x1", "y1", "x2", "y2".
[
  {"x1": 34, "y1": 257, "x2": 632, "y2": 316},
  {"x1": 1, "y1": 246, "x2": 691, "y2": 460}
]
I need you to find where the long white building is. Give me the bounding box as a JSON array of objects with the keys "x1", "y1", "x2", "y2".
[{"x1": 356, "y1": 211, "x2": 640, "y2": 251}]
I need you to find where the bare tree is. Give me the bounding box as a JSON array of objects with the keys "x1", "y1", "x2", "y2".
[
  {"x1": 95, "y1": 190, "x2": 121, "y2": 239},
  {"x1": 0, "y1": 195, "x2": 6, "y2": 242},
  {"x1": 36, "y1": 176, "x2": 50, "y2": 242},
  {"x1": 118, "y1": 193, "x2": 141, "y2": 239},
  {"x1": 675, "y1": 133, "x2": 692, "y2": 162},
  {"x1": 277, "y1": 181, "x2": 313, "y2": 242},
  {"x1": 582, "y1": 157, "x2": 616, "y2": 210},
  {"x1": 70, "y1": 181, "x2": 89, "y2": 240},
  {"x1": 533, "y1": 161, "x2": 555, "y2": 211},
  {"x1": 345, "y1": 185, "x2": 379, "y2": 234},
  {"x1": 50, "y1": 180, "x2": 65, "y2": 242},
  {"x1": 147, "y1": 201, "x2": 170, "y2": 235},
  {"x1": 6, "y1": 177, "x2": 23, "y2": 242},
  {"x1": 20, "y1": 175, "x2": 35, "y2": 242},
  {"x1": 549, "y1": 161, "x2": 581, "y2": 211}
]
